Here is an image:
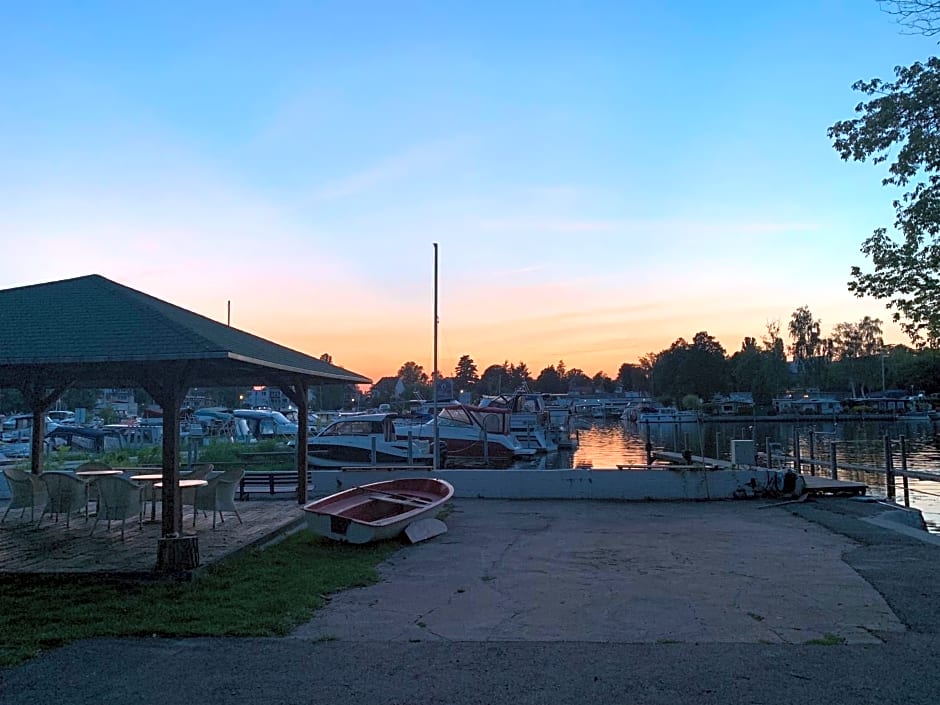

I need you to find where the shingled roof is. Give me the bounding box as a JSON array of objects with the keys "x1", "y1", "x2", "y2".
[{"x1": 0, "y1": 274, "x2": 371, "y2": 388}]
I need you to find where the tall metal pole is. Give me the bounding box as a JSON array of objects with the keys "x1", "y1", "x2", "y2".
[{"x1": 432, "y1": 243, "x2": 440, "y2": 471}]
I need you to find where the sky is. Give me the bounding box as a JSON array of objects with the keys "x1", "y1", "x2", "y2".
[{"x1": 2, "y1": 1, "x2": 938, "y2": 385}]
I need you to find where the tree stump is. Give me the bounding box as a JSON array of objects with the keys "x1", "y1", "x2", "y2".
[{"x1": 155, "y1": 535, "x2": 200, "y2": 572}]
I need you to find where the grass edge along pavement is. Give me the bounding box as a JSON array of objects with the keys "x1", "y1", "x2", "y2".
[{"x1": 0, "y1": 532, "x2": 400, "y2": 667}]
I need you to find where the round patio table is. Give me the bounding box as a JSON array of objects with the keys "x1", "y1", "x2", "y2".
[
  {"x1": 74, "y1": 469, "x2": 124, "y2": 477},
  {"x1": 130, "y1": 474, "x2": 164, "y2": 521}
]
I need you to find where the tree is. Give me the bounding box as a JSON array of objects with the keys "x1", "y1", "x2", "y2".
[
  {"x1": 831, "y1": 317, "x2": 884, "y2": 361},
  {"x1": 396, "y1": 361, "x2": 430, "y2": 400},
  {"x1": 788, "y1": 306, "x2": 822, "y2": 365},
  {"x1": 397, "y1": 361, "x2": 428, "y2": 386},
  {"x1": 638, "y1": 353, "x2": 658, "y2": 394},
  {"x1": 565, "y1": 368, "x2": 592, "y2": 392},
  {"x1": 534, "y1": 365, "x2": 566, "y2": 394},
  {"x1": 592, "y1": 371, "x2": 616, "y2": 393},
  {"x1": 829, "y1": 57, "x2": 940, "y2": 346},
  {"x1": 878, "y1": 1, "x2": 940, "y2": 35},
  {"x1": 453, "y1": 355, "x2": 479, "y2": 395},
  {"x1": 617, "y1": 362, "x2": 646, "y2": 391},
  {"x1": 506, "y1": 362, "x2": 531, "y2": 391},
  {"x1": 478, "y1": 363, "x2": 509, "y2": 396}
]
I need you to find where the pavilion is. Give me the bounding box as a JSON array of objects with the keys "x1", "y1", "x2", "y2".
[{"x1": 0, "y1": 274, "x2": 370, "y2": 570}]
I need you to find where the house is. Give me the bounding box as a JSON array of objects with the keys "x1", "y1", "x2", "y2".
[
  {"x1": 708, "y1": 392, "x2": 755, "y2": 416},
  {"x1": 773, "y1": 392, "x2": 842, "y2": 415}
]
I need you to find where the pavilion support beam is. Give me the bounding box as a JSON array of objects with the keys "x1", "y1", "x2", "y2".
[
  {"x1": 277, "y1": 377, "x2": 310, "y2": 505},
  {"x1": 19, "y1": 380, "x2": 70, "y2": 475},
  {"x1": 142, "y1": 365, "x2": 195, "y2": 572}
]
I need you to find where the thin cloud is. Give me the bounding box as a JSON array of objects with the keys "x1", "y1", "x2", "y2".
[
  {"x1": 311, "y1": 140, "x2": 467, "y2": 202},
  {"x1": 479, "y1": 217, "x2": 821, "y2": 236}
]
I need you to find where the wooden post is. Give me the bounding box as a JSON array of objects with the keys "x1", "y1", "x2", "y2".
[
  {"x1": 294, "y1": 381, "x2": 309, "y2": 505},
  {"x1": 829, "y1": 441, "x2": 838, "y2": 480},
  {"x1": 793, "y1": 429, "x2": 801, "y2": 474},
  {"x1": 155, "y1": 535, "x2": 200, "y2": 572},
  {"x1": 884, "y1": 433, "x2": 895, "y2": 500},
  {"x1": 808, "y1": 430, "x2": 816, "y2": 476},
  {"x1": 645, "y1": 421, "x2": 653, "y2": 466},
  {"x1": 276, "y1": 376, "x2": 311, "y2": 505},
  {"x1": 766, "y1": 437, "x2": 773, "y2": 469},
  {"x1": 900, "y1": 435, "x2": 910, "y2": 508},
  {"x1": 143, "y1": 367, "x2": 193, "y2": 572},
  {"x1": 20, "y1": 380, "x2": 69, "y2": 475}
]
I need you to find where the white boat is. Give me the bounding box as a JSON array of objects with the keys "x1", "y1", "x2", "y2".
[
  {"x1": 395, "y1": 403, "x2": 536, "y2": 466},
  {"x1": 307, "y1": 412, "x2": 435, "y2": 468},
  {"x1": 636, "y1": 407, "x2": 700, "y2": 424},
  {"x1": 478, "y1": 392, "x2": 559, "y2": 452},
  {"x1": 303, "y1": 477, "x2": 454, "y2": 544},
  {"x1": 619, "y1": 399, "x2": 659, "y2": 423}
]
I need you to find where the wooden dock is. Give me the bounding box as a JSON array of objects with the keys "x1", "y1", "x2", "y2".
[
  {"x1": 803, "y1": 476, "x2": 867, "y2": 496},
  {"x1": 651, "y1": 450, "x2": 869, "y2": 496}
]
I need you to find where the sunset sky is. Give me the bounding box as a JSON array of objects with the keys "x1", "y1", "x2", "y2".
[{"x1": 2, "y1": 2, "x2": 937, "y2": 384}]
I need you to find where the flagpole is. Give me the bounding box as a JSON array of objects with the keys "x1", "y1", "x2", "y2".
[{"x1": 432, "y1": 242, "x2": 440, "y2": 471}]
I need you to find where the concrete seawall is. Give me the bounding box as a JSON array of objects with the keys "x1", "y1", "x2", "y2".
[{"x1": 310, "y1": 466, "x2": 805, "y2": 501}]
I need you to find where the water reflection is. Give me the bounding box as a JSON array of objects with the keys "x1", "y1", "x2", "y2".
[{"x1": 521, "y1": 418, "x2": 940, "y2": 532}]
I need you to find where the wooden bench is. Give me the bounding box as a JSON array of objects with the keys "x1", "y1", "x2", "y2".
[
  {"x1": 340, "y1": 465, "x2": 434, "y2": 472},
  {"x1": 238, "y1": 471, "x2": 314, "y2": 500}
]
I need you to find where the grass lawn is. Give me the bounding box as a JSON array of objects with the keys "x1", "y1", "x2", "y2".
[{"x1": 0, "y1": 532, "x2": 399, "y2": 667}]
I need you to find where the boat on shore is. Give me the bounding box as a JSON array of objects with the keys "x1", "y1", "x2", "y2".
[{"x1": 303, "y1": 477, "x2": 455, "y2": 544}]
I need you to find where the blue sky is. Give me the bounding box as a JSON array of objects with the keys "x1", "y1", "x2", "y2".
[{"x1": 1, "y1": 2, "x2": 937, "y2": 382}]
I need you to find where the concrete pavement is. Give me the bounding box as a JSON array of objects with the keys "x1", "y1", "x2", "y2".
[
  {"x1": 2, "y1": 497, "x2": 940, "y2": 705},
  {"x1": 292, "y1": 499, "x2": 903, "y2": 645}
]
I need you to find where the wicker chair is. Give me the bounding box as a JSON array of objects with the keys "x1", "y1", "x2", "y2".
[
  {"x1": 38, "y1": 471, "x2": 89, "y2": 528},
  {"x1": 90, "y1": 475, "x2": 144, "y2": 539},
  {"x1": 1, "y1": 467, "x2": 48, "y2": 523},
  {"x1": 193, "y1": 468, "x2": 244, "y2": 529}
]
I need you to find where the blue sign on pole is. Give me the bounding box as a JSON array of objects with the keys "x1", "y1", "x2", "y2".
[{"x1": 435, "y1": 379, "x2": 454, "y2": 400}]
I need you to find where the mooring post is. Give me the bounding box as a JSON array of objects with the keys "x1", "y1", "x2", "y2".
[
  {"x1": 900, "y1": 435, "x2": 910, "y2": 508},
  {"x1": 884, "y1": 433, "x2": 895, "y2": 500},
  {"x1": 645, "y1": 421, "x2": 653, "y2": 466},
  {"x1": 808, "y1": 430, "x2": 816, "y2": 476},
  {"x1": 766, "y1": 437, "x2": 773, "y2": 469},
  {"x1": 793, "y1": 429, "x2": 801, "y2": 474},
  {"x1": 829, "y1": 441, "x2": 838, "y2": 480}
]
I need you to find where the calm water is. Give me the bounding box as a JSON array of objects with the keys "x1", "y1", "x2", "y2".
[{"x1": 524, "y1": 417, "x2": 940, "y2": 532}]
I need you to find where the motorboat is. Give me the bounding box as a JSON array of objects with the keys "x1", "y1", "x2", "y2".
[
  {"x1": 478, "y1": 392, "x2": 560, "y2": 452},
  {"x1": 233, "y1": 408, "x2": 298, "y2": 439},
  {"x1": 636, "y1": 407, "x2": 701, "y2": 424},
  {"x1": 303, "y1": 477, "x2": 454, "y2": 544},
  {"x1": 619, "y1": 399, "x2": 658, "y2": 423},
  {"x1": 394, "y1": 403, "x2": 536, "y2": 466},
  {"x1": 307, "y1": 412, "x2": 435, "y2": 468}
]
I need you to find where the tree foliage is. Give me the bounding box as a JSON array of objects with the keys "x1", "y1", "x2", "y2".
[
  {"x1": 878, "y1": 1, "x2": 940, "y2": 35},
  {"x1": 533, "y1": 365, "x2": 566, "y2": 394},
  {"x1": 829, "y1": 57, "x2": 940, "y2": 347},
  {"x1": 787, "y1": 305, "x2": 822, "y2": 364},
  {"x1": 453, "y1": 355, "x2": 479, "y2": 394},
  {"x1": 648, "y1": 332, "x2": 730, "y2": 402}
]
